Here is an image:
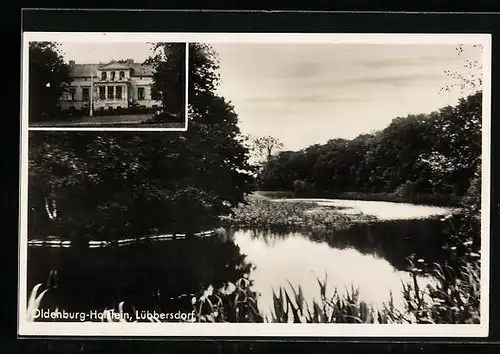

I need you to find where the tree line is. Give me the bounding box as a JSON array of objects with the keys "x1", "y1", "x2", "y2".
[{"x1": 257, "y1": 91, "x2": 482, "y2": 205}]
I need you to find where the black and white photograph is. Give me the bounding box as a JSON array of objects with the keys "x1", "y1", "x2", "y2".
[
  {"x1": 26, "y1": 38, "x2": 187, "y2": 129},
  {"x1": 19, "y1": 33, "x2": 491, "y2": 337}
]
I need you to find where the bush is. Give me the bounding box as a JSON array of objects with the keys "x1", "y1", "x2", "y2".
[
  {"x1": 463, "y1": 164, "x2": 481, "y2": 213},
  {"x1": 58, "y1": 105, "x2": 160, "y2": 118},
  {"x1": 140, "y1": 111, "x2": 184, "y2": 125},
  {"x1": 292, "y1": 179, "x2": 306, "y2": 194},
  {"x1": 61, "y1": 106, "x2": 85, "y2": 118},
  {"x1": 392, "y1": 180, "x2": 418, "y2": 199}
]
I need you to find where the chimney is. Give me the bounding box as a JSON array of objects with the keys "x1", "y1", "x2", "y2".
[
  {"x1": 126, "y1": 58, "x2": 134, "y2": 64},
  {"x1": 69, "y1": 60, "x2": 75, "y2": 67}
]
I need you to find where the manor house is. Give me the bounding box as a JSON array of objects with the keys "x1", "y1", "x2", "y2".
[{"x1": 59, "y1": 59, "x2": 161, "y2": 111}]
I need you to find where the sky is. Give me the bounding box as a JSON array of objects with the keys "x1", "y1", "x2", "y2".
[
  {"x1": 55, "y1": 41, "x2": 483, "y2": 152},
  {"x1": 58, "y1": 42, "x2": 155, "y2": 64},
  {"x1": 211, "y1": 43, "x2": 483, "y2": 151}
]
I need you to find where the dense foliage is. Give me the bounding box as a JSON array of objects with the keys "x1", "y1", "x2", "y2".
[
  {"x1": 258, "y1": 92, "x2": 482, "y2": 204},
  {"x1": 148, "y1": 42, "x2": 186, "y2": 120},
  {"x1": 28, "y1": 43, "x2": 255, "y2": 242},
  {"x1": 28, "y1": 42, "x2": 72, "y2": 122}
]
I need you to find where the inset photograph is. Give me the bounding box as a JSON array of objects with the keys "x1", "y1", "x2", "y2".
[
  {"x1": 19, "y1": 33, "x2": 491, "y2": 338},
  {"x1": 26, "y1": 41, "x2": 187, "y2": 129}
]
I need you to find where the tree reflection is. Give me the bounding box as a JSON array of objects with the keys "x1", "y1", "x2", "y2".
[
  {"x1": 236, "y1": 217, "x2": 449, "y2": 272},
  {"x1": 27, "y1": 233, "x2": 253, "y2": 320}
]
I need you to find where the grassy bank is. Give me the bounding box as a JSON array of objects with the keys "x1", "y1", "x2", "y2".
[{"x1": 222, "y1": 194, "x2": 376, "y2": 232}]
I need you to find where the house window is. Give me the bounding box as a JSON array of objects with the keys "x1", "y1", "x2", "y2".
[
  {"x1": 119, "y1": 71, "x2": 125, "y2": 80},
  {"x1": 108, "y1": 86, "x2": 114, "y2": 99},
  {"x1": 99, "y1": 86, "x2": 106, "y2": 100},
  {"x1": 111, "y1": 71, "x2": 116, "y2": 81},
  {"x1": 116, "y1": 86, "x2": 122, "y2": 99},
  {"x1": 69, "y1": 88, "x2": 76, "y2": 101},
  {"x1": 82, "y1": 87, "x2": 90, "y2": 101},
  {"x1": 138, "y1": 87, "x2": 145, "y2": 100},
  {"x1": 101, "y1": 71, "x2": 107, "y2": 81}
]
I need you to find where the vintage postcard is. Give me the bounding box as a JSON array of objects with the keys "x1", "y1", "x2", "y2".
[{"x1": 19, "y1": 32, "x2": 491, "y2": 337}]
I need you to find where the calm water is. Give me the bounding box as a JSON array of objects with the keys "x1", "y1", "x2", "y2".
[{"x1": 27, "y1": 198, "x2": 454, "y2": 321}]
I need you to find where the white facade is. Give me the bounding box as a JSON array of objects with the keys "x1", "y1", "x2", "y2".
[{"x1": 59, "y1": 59, "x2": 161, "y2": 112}]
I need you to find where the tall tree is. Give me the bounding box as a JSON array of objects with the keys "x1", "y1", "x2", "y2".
[
  {"x1": 148, "y1": 42, "x2": 186, "y2": 118},
  {"x1": 251, "y1": 136, "x2": 284, "y2": 164},
  {"x1": 28, "y1": 42, "x2": 72, "y2": 122}
]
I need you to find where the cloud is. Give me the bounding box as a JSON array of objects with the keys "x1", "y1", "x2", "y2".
[
  {"x1": 295, "y1": 72, "x2": 446, "y2": 92},
  {"x1": 269, "y1": 60, "x2": 333, "y2": 80},
  {"x1": 343, "y1": 73, "x2": 444, "y2": 87},
  {"x1": 213, "y1": 42, "x2": 480, "y2": 151},
  {"x1": 244, "y1": 93, "x2": 367, "y2": 104},
  {"x1": 351, "y1": 53, "x2": 466, "y2": 70}
]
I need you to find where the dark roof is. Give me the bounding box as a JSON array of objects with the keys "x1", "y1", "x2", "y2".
[
  {"x1": 100, "y1": 62, "x2": 132, "y2": 70},
  {"x1": 69, "y1": 62, "x2": 155, "y2": 78},
  {"x1": 130, "y1": 63, "x2": 155, "y2": 77},
  {"x1": 70, "y1": 64, "x2": 99, "y2": 78}
]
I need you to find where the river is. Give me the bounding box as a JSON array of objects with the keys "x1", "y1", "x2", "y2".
[
  {"x1": 26, "y1": 198, "x2": 455, "y2": 321},
  {"x1": 232, "y1": 197, "x2": 454, "y2": 319}
]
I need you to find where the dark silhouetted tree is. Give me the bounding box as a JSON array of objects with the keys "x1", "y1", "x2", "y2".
[
  {"x1": 28, "y1": 42, "x2": 72, "y2": 122},
  {"x1": 148, "y1": 43, "x2": 186, "y2": 119}
]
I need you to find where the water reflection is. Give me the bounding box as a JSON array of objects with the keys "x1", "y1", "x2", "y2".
[
  {"x1": 239, "y1": 217, "x2": 449, "y2": 272},
  {"x1": 27, "y1": 235, "x2": 252, "y2": 321},
  {"x1": 311, "y1": 218, "x2": 449, "y2": 271},
  {"x1": 232, "y1": 229, "x2": 435, "y2": 318}
]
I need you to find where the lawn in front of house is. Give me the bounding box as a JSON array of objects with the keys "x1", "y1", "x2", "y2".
[{"x1": 30, "y1": 114, "x2": 153, "y2": 127}]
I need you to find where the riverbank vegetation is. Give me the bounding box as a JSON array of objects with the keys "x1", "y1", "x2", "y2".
[
  {"x1": 29, "y1": 252, "x2": 480, "y2": 324},
  {"x1": 191, "y1": 255, "x2": 480, "y2": 324},
  {"x1": 29, "y1": 188, "x2": 481, "y2": 325},
  {"x1": 221, "y1": 195, "x2": 376, "y2": 232}
]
